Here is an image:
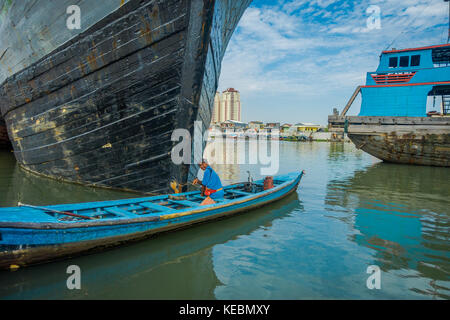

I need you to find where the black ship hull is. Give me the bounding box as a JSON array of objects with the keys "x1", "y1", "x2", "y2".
[
  {"x1": 0, "y1": 0, "x2": 251, "y2": 193},
  {"x1": 0, "y1": 117, "x2": 10, "y2": 149}
]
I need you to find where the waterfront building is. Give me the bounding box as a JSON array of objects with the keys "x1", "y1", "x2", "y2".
[
  {"x1": 280, "y1": 124, "x2": 293, "y2": 137},
  {"x1": 248, "y1": 121, "x2": 264, "y2": 131},
  {"x1": 265, "y1": 122, "x2": 280, "y2": 130},
  {"x1": 281, "y1": 124, "x2": 292, "y2": 132},
  {"x1": 220, "y1": 120, "x2": 248, "y2": 130},
  {"x1": 294, "y1": 123, "x2": 321, "y2": 132},
  {"x1": 212, "y1": 88, "x2": 242, "y2": 124},
  {"x1": 212, "y1": 92, "x2": 221, "y2": 124},
  {"x1": 264, "y1": 122, "x2": 280, "y2": 134},
  {"x1": 222, "y1": 88, "x2": 241, "y2": 122}
]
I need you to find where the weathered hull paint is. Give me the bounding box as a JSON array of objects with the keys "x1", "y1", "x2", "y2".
[
  {"x1": 0, "y1": 0, "x2": 251, "y2": 193},
  {"x1": 0, "y1": 116, "x2": 11, "y2": 149},
  {"x1": 346, "y1": 116, "x2": 450, "y2": 167},
  {"x1": 0, "y1": 172, "x2": 303, "y2": 269}
]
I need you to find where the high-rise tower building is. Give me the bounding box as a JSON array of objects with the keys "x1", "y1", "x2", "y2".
[
  {"x1": 212, "y1": 92, "x2": 221, "y2": 124},
  {"x1": 212, "y1": 88, "x2": 241, "y2": 124}
]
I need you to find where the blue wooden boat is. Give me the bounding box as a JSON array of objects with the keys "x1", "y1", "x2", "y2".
[{"x1": 0, "y1": 172, "x2": 304, "y2": 269}]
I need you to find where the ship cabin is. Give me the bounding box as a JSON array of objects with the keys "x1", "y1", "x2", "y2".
[{"x1": 360, "y1": 43, "x2": 450, "y2": 117}]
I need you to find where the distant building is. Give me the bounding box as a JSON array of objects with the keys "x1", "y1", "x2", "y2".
[
  {"x1": 248, "y1": 121, "x2": 264, "y2": 131},
  {"x1": 294, "y1": 123, "x2": 321, "y2": 132},
  {"x1": 265, "y1": 122, "x2": 280, "y2": 129},
  {"x1": 281, "y1": 124, "x2": 292, "y2": 134},
  {"x1": 220, "y1": 120, "x2": 247, "y2": 129},
  {"x1": 211, "y1": 88, "x2": 242, "y2": 123},
  {"x1": 212, "y1": 93, "x2": 221, "y2": 123},
  {"x1": 222, "y1": 88, "x2": 241, "y2": 122},
  {"x1": 263, "y1": 122, "x2": 280, "y2": 134}
]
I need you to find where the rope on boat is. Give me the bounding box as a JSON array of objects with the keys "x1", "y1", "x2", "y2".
[{"x1": 169, "y1": 178, "x2": 200, "y2": 194}]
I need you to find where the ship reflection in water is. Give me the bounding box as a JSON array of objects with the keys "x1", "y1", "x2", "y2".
[
  {"x1": 326, "y1": 162, "x2": 449, "y2": 299},
  {"x1": 0, "y1": 151, "x2": 140, "y2": 207},
  {"x1": 0, "y1": 153, "x2": 301, "y2": 299},
  {"x1": 0, "y1": 142, "x2": 448, "y2": 299}
]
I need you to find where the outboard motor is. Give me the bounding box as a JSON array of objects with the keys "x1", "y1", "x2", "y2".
[{"x1": 244, "y1": 171, "x2": 255, "y2": 193}]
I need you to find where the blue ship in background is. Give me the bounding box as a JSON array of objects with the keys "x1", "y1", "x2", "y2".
[
  {"x1": 329, "y1": 43, "x2": 450, "y2": 167},
  {"x1": 360, "y1": 44, "x2": 450, "y2": 117}
]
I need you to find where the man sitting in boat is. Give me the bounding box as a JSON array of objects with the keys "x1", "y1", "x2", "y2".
[{"x1": 193, "y1": 159, "x2": 224, "y2": 205}]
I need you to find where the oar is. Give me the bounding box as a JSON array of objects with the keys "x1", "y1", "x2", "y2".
[{"x1": 18, "y1": 202, "x2": 97, "y2": 220}]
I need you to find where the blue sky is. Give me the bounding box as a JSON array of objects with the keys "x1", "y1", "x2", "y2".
[{"x1": 218, "y1": 0, "x2": 449, "y2": 125}]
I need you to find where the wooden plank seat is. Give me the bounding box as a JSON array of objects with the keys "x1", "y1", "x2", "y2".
[
  {"x1": 167, "y1": 199, "x2": 201, "y2": 207},
  {"x1": 226, "y1": 190, "x2": 253, "y2": 196},
  {"x1": 103, "y1": 207, "x2": 136, "y2": 217},
  {"x1": 139, "y1": 202, "x2": 176, "y2": 212},
  {"x1": 189, "y1": 195, "x2": 206, "y2": 200}
]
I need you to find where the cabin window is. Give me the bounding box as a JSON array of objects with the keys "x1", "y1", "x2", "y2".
[
  {"x1": 432, "y1": 47, "x2": 450, "y2": 67},
  {"x1": 411, "y1": 55, "x2": 421, "y2": 67},
  {"x1": 389, "y1": 57, "x2": 398, "y2": 68},
  {"x1": 399, "y1": 56, "x2": 409, "y2": 67}
]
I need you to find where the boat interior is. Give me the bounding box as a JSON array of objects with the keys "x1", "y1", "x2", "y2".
[{"x1": 36, "y1": 178, "x2": 288, "y2": 222}]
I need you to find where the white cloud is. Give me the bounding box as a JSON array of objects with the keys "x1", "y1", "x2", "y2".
[{"x1": 218, "y1": 0, "x2": 448, "y2": 124}]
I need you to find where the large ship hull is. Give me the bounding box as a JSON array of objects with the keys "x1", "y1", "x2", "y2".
[
  {"x1": 0, "y1": 117, "x2": 10, "y2": 149},
  {"x1": 0, "y1": 0, "x2": 251, "y2": 193},
  {"x1": 343, "y1": 116, "x2": 450, "y2": 167}
]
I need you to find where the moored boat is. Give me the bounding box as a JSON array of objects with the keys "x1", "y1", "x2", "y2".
[
  {"x1": 0, "y1": 171, "x2": 303, "y2": 269},
  {"x1": 329, "y1": 43, "x2": 450, "y2": 166}
]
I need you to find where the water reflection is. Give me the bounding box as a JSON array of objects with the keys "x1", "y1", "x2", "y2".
[
  {"x1": 0, "y1": 151, "x2": 139, "y2": 207},
  {"x1": 326, "y1": 162, "x2": 450, "y2": 299},
  {"x1": 1, "y1": 142, "x2": 448, "y2": 300}
]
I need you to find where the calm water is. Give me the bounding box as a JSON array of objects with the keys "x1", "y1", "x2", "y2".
[{"x1": 0, "y1": 142, "x2": 449, "y2": 299}]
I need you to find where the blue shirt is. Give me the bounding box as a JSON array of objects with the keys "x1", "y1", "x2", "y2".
[
  {"x1": 202, "y1": 166, "x2": 224, "y2": 200},
  {"x1": 202, "y1": 166, "x2": 223, "y2": 191}
]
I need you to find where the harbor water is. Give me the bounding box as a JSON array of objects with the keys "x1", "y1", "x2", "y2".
[{"x1": 0, "y1": 141, "x2": 449, "y2": 299}]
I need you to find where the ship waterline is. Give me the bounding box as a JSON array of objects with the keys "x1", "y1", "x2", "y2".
[
  {"x1": 0, "y1": 0, "x2": 251, "y2": 193},
  {"x1": 347, "y1": 116, "x2": 450, "y2": 167}
]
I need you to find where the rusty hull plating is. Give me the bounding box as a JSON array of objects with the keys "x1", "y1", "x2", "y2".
[{"x1": 347, "y1": 116, "x2": 450, "y2": 167}]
